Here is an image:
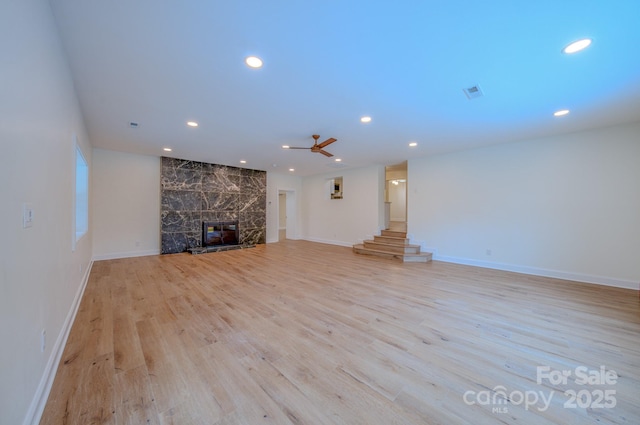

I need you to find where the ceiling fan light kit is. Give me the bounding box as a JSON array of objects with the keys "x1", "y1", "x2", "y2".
[{"x1": 285, "y1": 134, "x2": 337, "y2": 157}]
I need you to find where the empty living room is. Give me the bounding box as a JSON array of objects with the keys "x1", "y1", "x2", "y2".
[{"x1": 2, "y1": 1, "x2": 639, "y2": 424}]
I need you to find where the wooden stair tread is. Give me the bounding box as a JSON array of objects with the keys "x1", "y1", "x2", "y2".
[
  {"x1": 373, "y1": 235, "x2": 410, "y2": 245},
  {"x1": 353, "y1": 244, "x2": 432, "y2": 263},
  {"x1": 365, "y1": 240, "x2": 420, "y2": 249},
  {"x1": 354, "y1": 229, "x2": 432, "y2": 263},
  {"x1": 363, "y1": 241, "x2": 420, "y2": 254},
  {"x1": 380, "y1": 230, "x2": 406, "y2": 238}
]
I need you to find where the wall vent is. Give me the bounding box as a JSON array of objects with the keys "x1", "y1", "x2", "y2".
[{"x1": 463, "y1": 85, "x2": 484, "y2": 100}]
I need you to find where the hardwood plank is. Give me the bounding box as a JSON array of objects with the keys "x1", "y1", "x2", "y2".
[
  {"x1": 198, "y1": 342, "x2": 296, "y2": 424},
  {"x1": 237, "y1": 352, "x2": 337, "y2": 425},
  {"x1": 40, "y1": 240, "x2": 640, "y2": 424},
  {"x1": 112, "y1": 314, "x2": 145, "y2": 374},
  {"x1": 113, "y1": 365, "x2": 159, "y2": 425}
]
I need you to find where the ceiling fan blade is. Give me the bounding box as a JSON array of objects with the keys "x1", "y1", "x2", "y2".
[
  {"x1": 318, "y1": 149, "x2": 334, "y2": 157},
  {"x1": 286, "y1": 146, "x2": 311, "y2": 149},
  {"x1": 317, "y1": 137, "x2": 337, "y2": 148}
]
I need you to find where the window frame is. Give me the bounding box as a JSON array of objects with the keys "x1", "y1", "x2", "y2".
[{"x1": 73, "y1": 138, "x2": 89, "y2": 250}]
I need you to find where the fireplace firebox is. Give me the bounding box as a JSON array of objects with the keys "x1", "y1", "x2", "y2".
[{"x1": 202, "y1": 220, "x2": 239, "y2": 247}]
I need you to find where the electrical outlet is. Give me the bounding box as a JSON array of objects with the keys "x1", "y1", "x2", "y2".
[{"x1": 41, "y1": 329, "x2": 46, "y2": 352}]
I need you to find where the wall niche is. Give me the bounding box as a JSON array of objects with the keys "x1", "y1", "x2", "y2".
[{"x1": 160, "y1": 157, "x2": 266, "y2": 254}]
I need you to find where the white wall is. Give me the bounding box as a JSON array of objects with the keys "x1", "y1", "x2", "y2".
[
  {"x1": 0, "y1": 1, "x2": 94, "y2": 424},
  {"x1": 301, "y1": 166, "x2": 385, "y2": 246},
  {"x1": 92, "y1": 149, "x2": 161, "y2": 259},
  {"x1": 266, "y1": 172, "x2": 303, "y2": 243},
  {"x1": 409, "y1": 122, "x2": 640, "y2": 289}
]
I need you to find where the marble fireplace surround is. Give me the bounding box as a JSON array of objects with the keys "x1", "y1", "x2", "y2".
[{"x1": 161, "y1": 157, "x2": 266, "y2": 254}]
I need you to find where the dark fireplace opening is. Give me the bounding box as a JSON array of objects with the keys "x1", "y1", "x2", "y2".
[{"x1": 202, "y1": 220, "x2": 239, "y2": 247}]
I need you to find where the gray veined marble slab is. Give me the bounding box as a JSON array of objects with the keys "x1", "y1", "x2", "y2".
[
  {"x1": 202, "y1": 172, "x2": 240, "y2": 192},
  {"x1": 202, "y1": 162, "x2": 242, "y2": 176},
  {"x1": 161, "y1": 190, "x2": 202, "y2": 211},
  {"x1": 241, "y1": 175, "x2": 267, "y2": 193},
  {"x1": 240, "y1": 212, "x2": 266, "y2": 230},
  {"x1": 162, "y1": 157, "x2": 202, "y2": 171},
  {"x1": 240, "y1": 228, "x2": 266, "y2": 245},
  {"x1": 201, "y1": 192, "x2": 239, "y2": 211},
  {"x1": 239, "y1": 193, "x2": 266, "y2": 213},
  {"x1": 161, "y1": 168, "x2": 202, "y2": 191},
  {"x1": 161, "y1": 232, "x2": 201, "y2": 254},
  {"x1": 161, "y1": 211, "x2": 201, "y2": 232},
  {"x1": 201, "y1": 211, "x2": 238, "y2": 223},
  {"x1": 160, "y1": 156, "x2": 266, "y2": 254}
]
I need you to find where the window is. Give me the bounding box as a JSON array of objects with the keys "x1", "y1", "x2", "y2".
[{"x1": 74, "y1": 142, "x2": 88, "y2": 247}]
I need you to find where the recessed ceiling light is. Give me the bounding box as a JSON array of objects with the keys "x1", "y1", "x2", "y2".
[
  {"x1": 409, "y1": 142, "x2": 418, "y2": 147},
  {"x1": 554, "y1": 109, "x2": 570, "y2": 117},
  {"x1": 187, "y1": 121, "x2": 198, "y2": 127},
  {"x1": 335, "y1": 158, "x2": 342, "y2": 162},
  {"x1": 245, "y1": 56, "x2": 263, "y2": 68},
  {"x1": 163, "y1": 148, "x2": 172, "y2": 152},
  {"x1": 563, "y1": 38, "x2": 592, "y2": 54},
  {"x1": 360, "y1": 116, "x2": 372, "y2": 123},
  {"x1": 282, "y1": 145, "x2": 290, "y2": 149},
  {"x1": 289, "y1": 168, "x2": 295, "y2": 172},
  {"x1": 240, "y1": 160, "x2": 247, "y2": 164}
]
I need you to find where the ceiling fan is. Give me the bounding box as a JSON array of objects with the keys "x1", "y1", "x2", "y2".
[{"x1": 284, "y1": 134, "x2": 337, "y2": 157}]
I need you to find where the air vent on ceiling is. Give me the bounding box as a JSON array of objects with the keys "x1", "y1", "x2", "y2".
[
  {"x1": 463, "y1": 85, "x2": 484, "y2": 100},
  {"x1": 128, "y1": 121, "x2": 139, "y2": 128}
]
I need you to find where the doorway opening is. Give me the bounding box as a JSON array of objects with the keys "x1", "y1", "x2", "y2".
[
  {"x1": 277, "y1": 189, "x2": 297, "y2": 241},
  {"x1": 385, "y1": 161, "x2": 407, "y2": 232}
]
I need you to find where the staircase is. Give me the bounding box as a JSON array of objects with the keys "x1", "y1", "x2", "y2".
[{"x1": 353, "y1": 230, "x2": 432, "y2": 263}]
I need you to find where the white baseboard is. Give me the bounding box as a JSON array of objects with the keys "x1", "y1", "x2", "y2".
[
  {"x1": 434, "y1": 254, "x2": 638, "y2": 290},
  {"x1": 304, "y1": 237, "x2": 354, "y2": 248},
  {"x1": 93, "y1": 249, "x2": 160, "y2": 261},
  {"x1": 24, "y1": 260, "x2": 93, "y2": 425}
]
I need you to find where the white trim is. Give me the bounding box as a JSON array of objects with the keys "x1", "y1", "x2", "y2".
[
  {"x1": 434, "y1": 254, "x2": 638, "y2": 290},
  {"x1": 267, "y1": 237, "x2": 301, "y2": 244},
  {"x1": 92, "y1": 249, "x2": 160, "y2": 261},
  {"x1": 25, "y1": 260, "x2": 93, "y2": 425},
  {"x1": 304, "y1": 237, "x2": 353, "y2": 248}
]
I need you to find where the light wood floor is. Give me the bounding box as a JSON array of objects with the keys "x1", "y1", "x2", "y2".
[{"x1": 41, "y1": 240, "x2": 640, "y2": 425}]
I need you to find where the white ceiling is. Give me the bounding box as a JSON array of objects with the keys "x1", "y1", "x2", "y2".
[{"x1": 50, "y1": 0, "x2": 640, "y2": 176}]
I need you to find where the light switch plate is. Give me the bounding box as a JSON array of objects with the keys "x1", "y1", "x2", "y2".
[{"x1": 23, "y1": 203, "x2": 33, "y2": 228}]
